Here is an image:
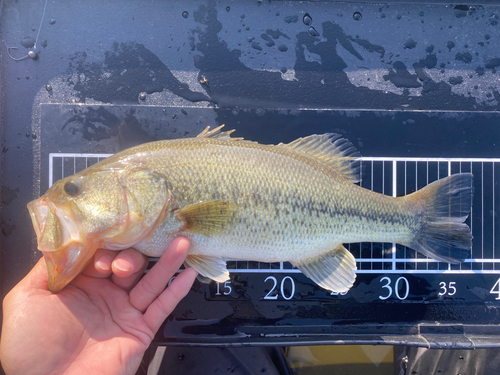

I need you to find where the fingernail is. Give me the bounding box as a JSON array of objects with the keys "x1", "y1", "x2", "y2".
[
  {"x1": 114, "y1": 258, "x2": 131, "y2": 272},
  {"x1": 96, "y1": 256, "x2": 111, "y2": 271}
]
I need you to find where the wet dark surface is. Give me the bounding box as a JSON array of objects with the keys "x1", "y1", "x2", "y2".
[{"x1": 1, "y1": 0, "x2": 500, "y2": 347}]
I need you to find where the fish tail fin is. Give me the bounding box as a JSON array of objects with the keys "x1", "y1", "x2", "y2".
[{"x1": 404, "y1": 173, "x2": 474, "y2": 263}]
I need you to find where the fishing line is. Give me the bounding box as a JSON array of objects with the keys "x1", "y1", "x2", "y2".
[{"x1": 6, "y1": 0, "x2": 48, "y2": 61}]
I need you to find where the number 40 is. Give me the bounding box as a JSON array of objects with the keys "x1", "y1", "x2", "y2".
[{"x1": 490, "y1": 279, "x2": 500, "y2": 300}]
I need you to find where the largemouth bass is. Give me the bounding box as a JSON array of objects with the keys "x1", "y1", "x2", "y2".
[{"x1": 28, "y1": 126, "x2": 473, "y2": 293}]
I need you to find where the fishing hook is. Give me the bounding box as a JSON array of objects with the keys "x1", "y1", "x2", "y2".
[{"x1": 7, "y1": 47, "x2": 37, "y2": 61}]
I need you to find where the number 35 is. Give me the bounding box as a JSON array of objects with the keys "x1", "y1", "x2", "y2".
[{"x1": 438, "y1": 281, "x2": 457, "y2": 296}]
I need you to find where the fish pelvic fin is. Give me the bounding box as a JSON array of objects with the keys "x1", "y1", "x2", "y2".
[
  {"x1": 279, "y1": 134, "x2": 361, "y2": 183},
  {"x1": 184, "y1": 255, "x2": 229, "y2": 283},
  {"x1": 404, "y1": 173, "x2": 474, "y2": 263},
  {"x1": 175, "y1": 200, "x2": 236, "y2": 237},
  {"x1": 294, "y1": 244, "x2": 357, "y2": 293}
]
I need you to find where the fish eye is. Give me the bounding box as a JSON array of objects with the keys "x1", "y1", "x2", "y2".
[{"x1": 63, "y1": 179, "x2": 82, "y2": 196}]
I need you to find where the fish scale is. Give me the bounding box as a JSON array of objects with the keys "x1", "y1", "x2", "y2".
[{"x1": 27, "y1": 126, "x2": 473, "y2": 293}]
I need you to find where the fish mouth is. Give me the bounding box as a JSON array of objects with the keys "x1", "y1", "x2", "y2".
[
  {"x1": 28, "y1": 198, "x2": 93, "y2": 293},
  {"x1": 42, "y1": 243, "x2": 93, "y2": 293}
]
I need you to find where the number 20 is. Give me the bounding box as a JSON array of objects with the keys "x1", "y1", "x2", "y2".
[{"x1": 264, "y1": 276, "x2": 295, "y2": 300}]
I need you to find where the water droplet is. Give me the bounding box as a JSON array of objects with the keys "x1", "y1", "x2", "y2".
[
  {"x1": 226, "y1": 6, "x2": 230, "y2": 12},
  {"x1": 257, "y1": 0, "x2": 262, "y2": 6},
  {"x1": 308, "y1": 26, "x2": 320, "y2": 37},
  {"x1": 45, "y1": 84, "x2": 52, "y2": 92},
  {"x1": 26, "y1": 133, "x2": 30, "y2": 138},
  {"x1": 139, "y1": 92, "x2": 147, "y2": 100},
  {"x1": 2, "y1": 147, "x2": 8, "y2": 153},
  {"x1": 251, "y1": 41, "x2": 262, "y2": 51},
  {"x1": 40, "y1": 40, "x2": 48, "y2": 48},
  {"x1": 404, "y1": 38, "x2": 417, "y2": 49},
  {"x1": 21, "y1": 37, "x2": 35, "y2": 48},
  {"x1": 303, "y1": 13, "x2": 312, "y2": 26},
  {"x1": 49, "y1": 19, "x2": 56, "y2": 25},
  {"x1": 28, "y1": 50, "x2": 37, "y2": 59},
  {"x1": 353, "y1": 12, "x2": 362, "y2": 21},
  {"x1": 178, "y1": 354, "x2": 185, "y2": 361},
  {"x1": 182, "y1": 11, "x2": 189, "y2": 18},
  {"x1": 32, "y1": 133, "x2": 37, "y2": 139},
  {"x1": 277, "y1": 44, "x2": 288, "y2": 52},
  {"x1": 453, "y1": 5, "x2": 469, "y2": 18}
]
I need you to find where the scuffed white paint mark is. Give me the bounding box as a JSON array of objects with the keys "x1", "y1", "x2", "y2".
[
  {"x1": 169, "y1": 70, "x2": 208, "y2": 94},
  {"x1": 426, "y1": 68, "x2": 499, "y2": 106},
  {"x1": 280, "y1": 69, "x2": 298, "y2": 81}
]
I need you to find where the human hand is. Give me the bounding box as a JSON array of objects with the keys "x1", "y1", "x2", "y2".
[{"x1": 0, "y1": 237, "x2": 197, "y2": 375}]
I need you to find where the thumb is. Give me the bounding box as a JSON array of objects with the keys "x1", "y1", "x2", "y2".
[{"x1": 21, "y1": 257, "x2": 50, "y2": 291}]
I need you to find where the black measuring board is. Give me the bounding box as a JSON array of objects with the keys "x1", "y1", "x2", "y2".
[
  {"x1": 39, "y1": 105, "x2": 500, "y2": 347},
  {"x1": 2, "y1": 0, "x2": 500, "y2": 350}
]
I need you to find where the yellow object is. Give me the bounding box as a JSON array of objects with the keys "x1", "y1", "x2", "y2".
[{"x1": 286, "y1": 345, "x2": 393, "y2": 374}]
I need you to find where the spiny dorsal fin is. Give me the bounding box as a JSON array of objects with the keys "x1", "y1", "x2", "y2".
[
  {"x1": 196, "y1": 125, "x2": 243, "y2": 140},
  {"x1": 279, "y1": 133, "x2": 361, "y2": 183}
]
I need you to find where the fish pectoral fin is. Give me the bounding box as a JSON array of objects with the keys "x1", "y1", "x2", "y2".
[
  {"x1": 184, "y1": 255, "x2": 229, "y2": 283},
  {"x1": 294, "y1": 244, "x2": 357, "y2": 293},
  {"x1": 175, "y1": 200, "x2": 236, "y2": 237}
]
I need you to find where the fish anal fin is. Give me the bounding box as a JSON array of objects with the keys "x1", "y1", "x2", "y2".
[
  {"x1": 174, "y1": 200, "x2": 236, "y2": 237},
  {"x1": 294, "y1": 244, "x2": 357, "y2": 293},
  {"x1": 280, "y1": 134, "x2": 361, "y2": 183},
  {"x1": 185, "y1": 255, "x2": 229, "y2": 283}
]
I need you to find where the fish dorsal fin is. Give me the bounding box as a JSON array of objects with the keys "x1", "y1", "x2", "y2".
[
  {"x1": 280, "y1": 133, "x2": 361, "y2": 183},
  {"x1": 196, "y1": 125, "x2": 243, "y2": 141}
]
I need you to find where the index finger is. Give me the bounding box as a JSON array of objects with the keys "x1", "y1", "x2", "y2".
[{"x1": 129, "y1": 237, "x2": 190, "y2": 312}]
